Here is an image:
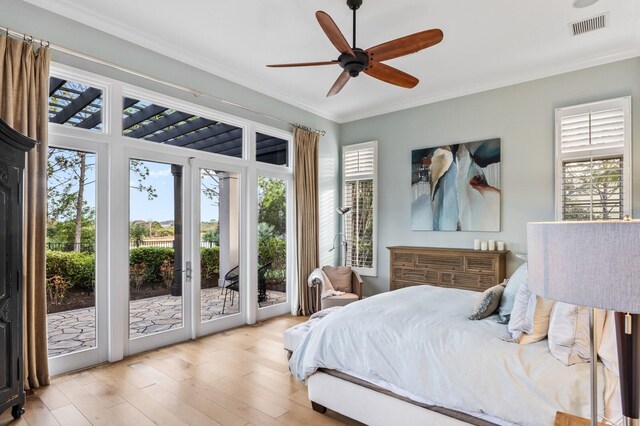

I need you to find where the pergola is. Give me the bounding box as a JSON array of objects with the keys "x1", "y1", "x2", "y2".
[{"x1": 49, "y1": 77, "x2": 288, "y2": 165}]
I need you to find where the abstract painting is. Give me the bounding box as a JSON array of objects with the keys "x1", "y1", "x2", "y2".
[{"x1": 411, "y1": 138, "x2": 501, "y2": 231}]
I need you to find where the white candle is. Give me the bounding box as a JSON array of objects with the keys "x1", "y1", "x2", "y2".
[
  {"x1": 481, "y1": 242, "x2": 488, "y2": 251},
  {"x1": 488, "y1": 240, "x2": 496, "y2": 251},
  {"x1": 497, "y1": 241, "x2": 505, "y2": 251},
  {"x1": 474, "y1": 239, "x2": 481, "y2": 250}
]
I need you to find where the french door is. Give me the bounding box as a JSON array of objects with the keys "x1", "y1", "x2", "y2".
[
  {"x1": 125, "y1": 149, "x2": 247, "y2": 354},
  {"x1": 192, "y1": 158, "x2": 245, "y2": 337},
  {"x1": 47, "y1": 139, "x2": 109, "y2": 376}
]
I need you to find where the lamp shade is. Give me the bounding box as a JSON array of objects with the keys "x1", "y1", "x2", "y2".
[{"x1": 527, "y1": 220, "x2": 640, "y2": 313}]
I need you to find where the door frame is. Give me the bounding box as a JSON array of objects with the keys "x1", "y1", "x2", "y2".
[
  {"x1": 190, "y1": 158, "x2": 247, "y2": 338},
  {"x1": 46, "y1": 136, "x2": 109, "y2": 376},
  {"x1": 123, "y1": 146, "x2": 193, "y2": 356}
]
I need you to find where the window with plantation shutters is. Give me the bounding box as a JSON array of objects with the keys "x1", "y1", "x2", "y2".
[
  {"x1": 555, "y1": 97, "x2": 631, "y2": 221},
  {"x1": 343, "y1": 141, "x2": 377, "y2": 276}
]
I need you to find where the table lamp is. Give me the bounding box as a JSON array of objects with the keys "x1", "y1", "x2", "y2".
[{"x1": 527, "y1": 220, "x2": 640, "y2": 426}]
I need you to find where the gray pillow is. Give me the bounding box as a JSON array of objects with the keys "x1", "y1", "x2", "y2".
[
  {"x1": 497, "y1": 262, "x2": 528, "y2": 324},
  {"x1": 469, "y1": 283, "x2": 505, "y2": 320}
]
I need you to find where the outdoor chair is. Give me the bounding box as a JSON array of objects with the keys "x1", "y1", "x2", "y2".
[
  {"x1": 221, "y1": 266, "x2": 240, "y2": 314},
  {"x1": 257, "y1": 262, "x2": 273, "y2": 305},
  {"x1": 221, "y1": 261, "x2": 274, "y2": 314}
]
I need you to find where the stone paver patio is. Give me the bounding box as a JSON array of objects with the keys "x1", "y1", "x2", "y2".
[{"x1": 47, "y1": 287, "x2": 286, "y2": 357}]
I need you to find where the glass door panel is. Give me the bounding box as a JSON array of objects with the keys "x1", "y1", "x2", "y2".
[
  {"x1": 46, "y1": 148, "x2": 97, "y2": 358},
  {"x1": 128, "y1": 159, "x2": 184, "y2": 339},
  {"x1": 257, "y1": 176, "x2": 287, "y2": 308},
  {"x1": 200, "y1": 169, "x2": 241, "y2": 323}
]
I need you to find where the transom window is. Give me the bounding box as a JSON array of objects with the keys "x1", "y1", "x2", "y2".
[
  {"x1": 48, "y1": 77, "x2": 103, "y2": 131},
  {"x1": 122, "y1": 97, "x2": 243, "y2": 158}
]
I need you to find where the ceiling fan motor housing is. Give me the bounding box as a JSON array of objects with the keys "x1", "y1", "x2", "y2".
[
  {"x1": 347, "y1": 0, "x2": 362, "y2": 10},
  {"x1": 339, "y1": 48, "x2": 369, "y2": 77}
]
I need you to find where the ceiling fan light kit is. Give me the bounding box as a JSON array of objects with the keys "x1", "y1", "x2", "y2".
[{"x1": 267, "y1": 0, "x2": 443, "y2": 97}]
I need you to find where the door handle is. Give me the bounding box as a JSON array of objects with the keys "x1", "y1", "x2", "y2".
[{"x1": 175, "y1": 261, "x2": 193, "y2": 282}]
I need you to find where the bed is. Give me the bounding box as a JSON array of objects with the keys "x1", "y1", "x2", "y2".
[{"x1": 289, "y1": 285, "x2": 615, "y2": 426}]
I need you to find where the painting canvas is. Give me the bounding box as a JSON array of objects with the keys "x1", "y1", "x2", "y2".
[{"x1": 411, "y1": 138, "x2": 501, "y2": 231}]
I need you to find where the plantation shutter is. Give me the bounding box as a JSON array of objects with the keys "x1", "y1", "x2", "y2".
[
  {"x1": 556, "y1": 98, "x2": 631, "y2": 221},
  {"x1": 343, "y1": 143, "x2": 376, "y2": 273},
  {"x1": 559, "y1": 108, "x2": 625, "y2": 154},
  {"x1": 561, "y1": 157, "x2": 624, "y2": 221}
]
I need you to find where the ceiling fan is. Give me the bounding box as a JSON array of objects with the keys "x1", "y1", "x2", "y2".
[{"x1": 266, "y1": 0, "x2": 444, "y2": 97}]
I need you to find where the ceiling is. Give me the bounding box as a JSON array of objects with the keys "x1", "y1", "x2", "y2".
[{"x1": 23, "y1": 0, "x2": 640, "y2": 123}]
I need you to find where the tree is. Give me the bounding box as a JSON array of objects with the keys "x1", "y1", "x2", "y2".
[
  {"x1": 258, "y1": 177, "x2": 286, "y2": 236},
  {"x1": 47, "y1": 149, "x2": 95, "y2": 252},
  {"x1": 47, "y1": 149, "x2": 158, "y2": 251},
  {"x1": 201, "y1": 169, "x2": 220, "y2": 205},
  {"x1": 129, "y1": 222, "x2": 149, "y2": 243},
  {"x1": 129, "y1": 159, "x2": 157, "y2": 200},
  {"x1": 202, "y1": 230, "x2": 219, "y2": 246}
]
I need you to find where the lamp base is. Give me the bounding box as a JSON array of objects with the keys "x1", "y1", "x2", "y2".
[
  {"x1": 615, "y1": 312, "x2": 640, "y2": 422},
  {"x1": 624, "y1": 417, "x2": 640, "y2": 426}
]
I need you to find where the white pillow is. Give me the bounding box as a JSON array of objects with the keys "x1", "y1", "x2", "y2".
[
  {"x1": 507, "y1": 278, "x2": 555, "y2": 344},
  {"x1": 498, "y1": 263, "x2": 528, "y2": 323},
  {"x1": 548, "y1": 303, "x2": 593, "y2": 365},
  {"x1": 519, "y1": 296, "x2": 556, "y2": 344}
]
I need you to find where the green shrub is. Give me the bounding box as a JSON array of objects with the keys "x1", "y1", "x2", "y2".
[
  {"x1": 258, "y1": 236, "x2": 286, "y2": 280},
  {"x1": 201, "y1": 247, "x2": 220, "y2": 280},
  {"x1": 46, "y1": 250, "x2": 95, "y2": 291},
  {"x1": 129, "y1": 247, "x2": 174, "y2": 283}
]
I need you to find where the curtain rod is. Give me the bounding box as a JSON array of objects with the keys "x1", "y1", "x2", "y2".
[{"x1": 0, "y1": 26, "x2": 327, "y2": 137}]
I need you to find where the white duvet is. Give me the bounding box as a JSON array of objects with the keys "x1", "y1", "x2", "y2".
[{"x1": 290, "y1": 285, "x2": 606, "y2": 426}]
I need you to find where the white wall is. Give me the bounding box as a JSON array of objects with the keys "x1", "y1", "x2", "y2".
[{"x1": 339, "y1": 57, "x2": 640, "y2": 296}]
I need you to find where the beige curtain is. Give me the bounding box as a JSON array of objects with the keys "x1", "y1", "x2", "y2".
[
  {"x1": 294, "y1": 127, "x2": 321, "y2": 316},
  {"x1": 0, "y1": 35, "x2": 51, "y2": 389}
]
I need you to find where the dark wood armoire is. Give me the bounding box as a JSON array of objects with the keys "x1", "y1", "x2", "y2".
[{"x1": 0, "y1": 118, "x2": 37, "y2": 419}]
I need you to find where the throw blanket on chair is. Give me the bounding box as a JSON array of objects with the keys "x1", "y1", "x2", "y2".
[{"x1": 307, "y1": 268, "x2": 345, "y2": 299}]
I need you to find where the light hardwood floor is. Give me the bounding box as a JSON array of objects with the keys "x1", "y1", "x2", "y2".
[{"x1": 1, "y1": 315, "x2": 362, "y2": 426}]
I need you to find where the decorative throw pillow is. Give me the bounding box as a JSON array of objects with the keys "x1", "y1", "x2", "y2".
[
  {"x1": 507, "y1": 277, "x2": 555, "y2": 344},
  {"x1": 469, "y1": 283, "x2": 505, "y2": 320},
  {"x1": 548, "y1": 302, "x2": 596, "y2": 365},
  {"x1": 322, "y1": 266, "x2": 352, "y2": 293},
  {"x1": 497, "y1": 262, "x2": 528, "y2": 324}
]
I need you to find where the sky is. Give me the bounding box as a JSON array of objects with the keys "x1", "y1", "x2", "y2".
[{"x1": 130, "y1": 160, "x2": 219, "y2": 222}]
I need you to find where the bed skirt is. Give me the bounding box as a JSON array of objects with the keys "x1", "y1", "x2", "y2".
[{"x1": 310, "y1": 369, "x2": 500, "y2": 426}]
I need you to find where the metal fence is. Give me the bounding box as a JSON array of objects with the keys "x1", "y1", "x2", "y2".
[
  {"x1": 46, "y1": 241, "x2": 217, "y2": 252},
  {"x1": 46, "y1": 242, "x2": 94, "y2": 252}
]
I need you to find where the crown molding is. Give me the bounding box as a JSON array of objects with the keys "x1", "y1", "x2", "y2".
[
  {"x1": 21, "y1": 0, "x2": 640, "y2": 125},
  {"x1": 337, "y1": 46, "x2": 640, "y2": 124}
]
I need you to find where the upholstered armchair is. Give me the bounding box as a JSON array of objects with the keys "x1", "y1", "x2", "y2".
[{"x1": 308, "y1": 266, "x2": 364, "y2": 310}]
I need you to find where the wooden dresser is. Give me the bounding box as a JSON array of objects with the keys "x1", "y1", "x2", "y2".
[{"x1": 388, "y1": 246, "x2": 508, "y2": 292}]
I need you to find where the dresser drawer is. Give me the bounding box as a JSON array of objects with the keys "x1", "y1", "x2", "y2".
[
  {"x1": 392, "y1": 251, "x2": 415, "y2": 267},
  {"x1": 392, "y1": 267, "x2": 438, "y2": 284},
  {"x1": 464, "y1": 255, "x2": 496, "y2": 273},
  {"x1": 415, "y1": 253, "x2": 464, "y2": 271},
  {"x1": 440, "y1": 272, "x2": 496, "y2": 291}
]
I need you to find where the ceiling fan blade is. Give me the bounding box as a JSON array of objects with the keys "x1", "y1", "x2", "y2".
[
  {"x1": 316, "y1": 11, "x2": 355, "y2": 57},
  {"x1": 327, "y1": 71, "x2": 351, "y2": 97},
  {"x1": 367, "y1": 29, "x2": 443, "y2": 62},
  {"x1": 266, "y1": 61, "x2": 339, "y2": 68},
  {"x1": 364, "y1": 62, "x2": 419, "y2": 89}
]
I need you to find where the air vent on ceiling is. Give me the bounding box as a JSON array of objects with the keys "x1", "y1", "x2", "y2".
[{"x1": 570, "y1": 13, "x2": 608, "y2": 36}]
